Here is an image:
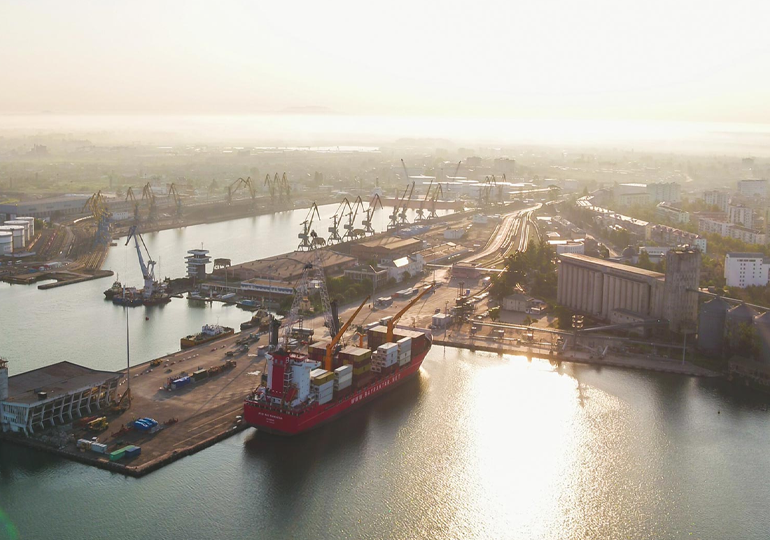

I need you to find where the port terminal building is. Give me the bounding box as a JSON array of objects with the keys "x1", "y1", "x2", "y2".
[{"x1": 0, "y1": 360, "x2": 120, "y2": 436}]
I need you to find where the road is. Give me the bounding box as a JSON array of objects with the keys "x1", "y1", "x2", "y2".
[{"x1": 465, "y1": 204, "x2": 541, "y2": 267}]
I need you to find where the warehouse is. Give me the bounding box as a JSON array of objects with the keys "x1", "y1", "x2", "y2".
[
  {"x1": 0, "y1": 359, "x2": 121, "y2": 436},
  {"x1": 350, "y1": 236, "x2": 423, "y2": 262}
]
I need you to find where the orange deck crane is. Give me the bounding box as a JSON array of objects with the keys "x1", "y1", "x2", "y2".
[
  {"x1": 323, "y1": 295, "x2": 370, "y2": 372},
  {"x1": 386, "y1": 284, "x2": 434, "y2": 342}
]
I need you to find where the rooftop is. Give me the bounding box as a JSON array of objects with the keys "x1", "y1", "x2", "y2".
[
  {"x1": 5, "y1": 361, "x2": 120, "y2": 405},
  {"x1": 726, "y1": 252, "x2": 765, "y2": 259},
  {"x1": 218, "y1": 250, "x2": 355, "y2": 282},
  {"x1": 559, "y1": 253, "x2": 665, "y2": 279},
  {"x1": 354, "y1": 236, "x2": 422, "y2": 250}
]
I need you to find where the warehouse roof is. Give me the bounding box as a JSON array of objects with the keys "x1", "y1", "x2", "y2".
[
  {"x1": 559, "y1": 253, "x2": 664, "y2": 279},
  {"x1": 5, "y1": 361, "x2": 120, "y2": 405}
]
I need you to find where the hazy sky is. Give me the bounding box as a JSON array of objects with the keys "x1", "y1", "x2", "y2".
[{"x1": 2, "y1": 0, "x2": 769, "y2": 123}]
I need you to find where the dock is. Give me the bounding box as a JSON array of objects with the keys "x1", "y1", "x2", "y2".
[{"x1": 0, "y1": 331, "x2": 266, "y2": 477}]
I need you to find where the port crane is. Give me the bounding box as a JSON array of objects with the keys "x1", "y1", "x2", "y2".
[
  {"x1": 282, "y1": 249, "x2": 335, "y2": 348},
  {"x1": 322, "y1": 295, "x2": 370, "y2": 372},
  {"x1": 415, "y1": 178, "x2": 434, "y2": 221},
  {"x1": 297, "y1": 203, "x2": 322, "y2": 251},
  {"x1": 327, "y1": 198, "x2": 350, "y2": 245},
  {"x1": 362, "y1": 194, "x2": 383, "y2": 235},
  {"x1": 125, "y1": 225, "x2": 157, "y2": 299},
  {"x1": 386, "y1": 283, "x2": 434, "y2": 342},
  {"x1": 125, "y1": 187, "x2": 140, "y2": 221},
  {"x1": 82, "y1": 191, "x2": 112, "y2": 247},
  {"x1": 398, "y1": 181, "x2": 415, "y2": 226},
  {"x1": 141, "y1": 182, "x2": 157, "y2": 221},
  {"x1": 227, "y1": 177, "x2": 256, "y2": 207},
  {"x1": 279, "y1": 172, "x2": 291, "y2": 202},
  {"x1": 343, "y1": 196, "x2": 365, "y2": 240},
  {"x1": 167, "y1": 183, "x2": 183, "y2": 221},
  {"x1": 388, "y1": 184, "x2": 409, "y2": 230},
  {"x1": 428, "y1": 183, "x2": 443, "y2": 219},
  {"x1": 264, "y1": 174, "x2": 276, "y2": 201}
]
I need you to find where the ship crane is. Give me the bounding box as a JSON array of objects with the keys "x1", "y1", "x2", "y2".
[
  {"x1": 125, "y1": 225, "x2": 156, "y2": 299},
  {"x1": 362, "y1": 194, "x2": 383, "y2": 235},
  {"x1": 323, "y1": 295, "x2": 370, "y2": 372},
  {"x1": 297, "y1": 203, "x2": 322, "y2": 251},
  {"x1": 398, "y1": 181, "x2": 415, "y2": 225},
  {"x1": 428, "y1": 183, "x2": 443, "y2": 219},
  {"x1": 141, "y1": 182, "x2": 157, "y2": 221},
  {"x1": 415, "y1": 178, "x2": 434, "y2": 221},
  {"x1": 343, "y1": 196, "x2": 365, "y2": 240},
  {"x1": 327, "y1": 198, "x2": 350, "y2": 245},
  {"x1": 386, "y1": 283, "x2": 434, "y2": 342}
]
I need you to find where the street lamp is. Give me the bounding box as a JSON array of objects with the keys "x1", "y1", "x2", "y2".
[{"x1": 368, "y1": 264, "x2": 377, "y2": 309}]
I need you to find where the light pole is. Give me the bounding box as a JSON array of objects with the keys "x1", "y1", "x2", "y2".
[{"x1": 368, "y1": 264, "x2": 377, "y2": 309}]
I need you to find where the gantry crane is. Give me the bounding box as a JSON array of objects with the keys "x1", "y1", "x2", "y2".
[
  {"x1": 297, "y1": 203, "x2": 321, "y2": 251},
  {"x1": 322, "y1": 295, "x2": 370, "y2": 372},
  {"x1": 82, "y1": 190, "x2": 111, "y2": 247},
  {"x1": 282, "y1": 249, "x2": 335, "y2": 348},
  {"x1": 207, "y1": 179, "x2": 219, "y2": 200},
  {"x1": 264, "y1": 174, "x2": 276, "y2": 201},
  {"x1": 428, "y1": 183, "x2": 443, "y2": 219},
  {"x1": 279, "y1": 172, "x2": 291, "y2": 201},
  {"x1": 415, "y1": 178, "x2": 434, "y2": 221},
  {"x1": 362, "y1": 193, "x2": 383, "y2": 235},
  {"x1": 125, "y1": 187, "x2": 140, "y2": 221},
  {"x1": 141, "y1": 182, "x2": 157, "y2": 221},
  {"x1": 388, "y1": 184, "x2": 409, "y2": 230},
  {"x1": 398, "y1": 181, "x2": 415, "y2": 225},
  {"x1": 125, "y1": 225, "x2": 157, "y2": 299},
  {"x1": 227, "y1": 177, "x2": 254, "y2": 206},
  {"x1": 385, "y1": 284, "x2": 434, "y2": 342},
  {"x1": 343, "y1": 196, "x2": 365, "y2": 240},
  {"x1": 167, "y1": 183, "x2": 183, "y2": 221},
  {"x1": 327, "y1": 198, "x2": 350, "y2": 245}
]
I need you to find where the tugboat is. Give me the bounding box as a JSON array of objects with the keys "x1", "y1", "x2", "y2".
[
  {"x1": 112, "y1": 287, "x2": 143, "y2": 307},
  {"x1": 240, "y1": 309, "x2": 271, "y2": 331},
  {"x1": 180, "y1": 324, "x2": 234, "y2": 349},
  {"x1": 104, "y1": 279, "x2": 123, "y2": 299}
]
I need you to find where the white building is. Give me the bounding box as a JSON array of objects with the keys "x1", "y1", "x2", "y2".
[
  {"x1": 503, "y1": 293, "x2": 530, "y2": 312},
  {"x1": 698, "y1": 217, "x2": 733, "y2": 236},
  {"x1": 444, "y1": 228, "x2": 466, "y2": 240},
  {"x1": 703, "y1": 190, "x2": 730, "y2": 212},
  {"x1": 647, "y1": 182, "x2": 681, "y2": 203},
  {"x1": 548, "y1": 239, "x2": 585, "y2": 255},
  {"x1": 728, "y1": 204, "x2": 754, "y2": 229},
  {"x1": 730, "y1": 225, "x2": 766, "y2": 245},
  {"x1": 616, "y1": 191, "x2": 650, "y2": 207},
  {"x1": 724, "y1": 252, "x2": 770, "y2": 288},
  {"x1": 383, "y1": 254, "x2": 424, "y2": 282},
  {"x1": 737, "y1": 179, "x2": 768, "y2": 198},
  {"x1": 185, "y1": 249, "x2": 211, "y2": 280},
  {"x1": 656, "y1": 203, "x2": 690, "y2": 224}
]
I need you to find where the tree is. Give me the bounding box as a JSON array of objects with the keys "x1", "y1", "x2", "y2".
[
  {"x1": 553, "y1": 305, "x2": 574, "y2": 330},
  {"x1": 489, "y1": 306, "x2": 500, "y2": 322}
]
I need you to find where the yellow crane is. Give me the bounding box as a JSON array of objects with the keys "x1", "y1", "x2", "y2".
[
  {"x1": 386, "y1": 284, "x2": 434, "y2": 342},
  {"x1": 323, "y1": 295, "x2": 370, "y2": 372}
]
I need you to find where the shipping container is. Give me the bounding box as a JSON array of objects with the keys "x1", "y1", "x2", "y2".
[
  {"x1": 334, "y1": 364, "x2": 353, "y2": 377},
  {"x1": 353, "y1": 364, "x2": 371, "y2": 376},
  {"x1": 109, "y1": 449, "x2": 126, "y2": 462},
  {"x1": 193, "y1": 369, "x2": 208, "y2": 381},
  {"x1": 310, "y1": 369, "x2": 335, "y2": 385},
  {"x1": 91, "y1": 443, "x2": 108, "y2": 454},
  {"x1": 124, "y1": 446, "x2": 142, "y2": 458},
  {"x1": 77, "y1": 439, "x2": 92, "y2": 450}
]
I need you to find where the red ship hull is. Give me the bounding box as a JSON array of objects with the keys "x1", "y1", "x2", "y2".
[{"x1": 243, "y1": 349, "x2": 429, "y2": 436}]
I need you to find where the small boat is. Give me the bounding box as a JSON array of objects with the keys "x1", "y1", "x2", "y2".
[
  {"x1": 112, "y1": 287, "x2": 143, "y2": 307},
  {"x1": 180, "y1": 324, "x2": 235, "y2": 349},
  {"x1": 104, "y1": 280, "x2": 123, "y2": 299},
  {"x1": 240, "y1": 309, "x2": 271, "y2": 331}
]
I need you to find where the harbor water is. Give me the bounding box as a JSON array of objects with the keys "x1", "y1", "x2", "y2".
[{"x1": 2, "y1": 348, "x2": 770, "y2": 539}]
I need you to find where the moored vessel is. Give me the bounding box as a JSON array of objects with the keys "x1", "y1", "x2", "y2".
[{"x1": 180, "y1": 324, "x2": 234, "y2": 349}]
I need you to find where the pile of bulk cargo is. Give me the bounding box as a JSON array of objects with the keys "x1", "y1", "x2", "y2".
[
  {"x1": 334, "y1": 365, "x2": 353, "y2": 397},
  {"x1": 310, "y1": 369, "x2": 334, "y2": 404},
  {"x1": 338, "y1": 346, "x2": 373, "y2": 388},
  {"x1": 109, "y1": 445, "x2": 141, "y2": 462}
]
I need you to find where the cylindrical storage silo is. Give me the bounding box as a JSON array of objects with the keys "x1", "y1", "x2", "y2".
[
  {"x1": 0, "y1": 231, "x2": 12, "y2": 255},
  {"x1": 3, "y1": 220, "x2": 30, "y2": 246},
  {"x1": 697, "y1": 296, "x2": 729, "y2": 357},
  {"x1": 0, "y1": 226, "x2": 25, "y2": 250},
  {"x1": 14, "y1": 216, "x2": 35, "y2": 238}
]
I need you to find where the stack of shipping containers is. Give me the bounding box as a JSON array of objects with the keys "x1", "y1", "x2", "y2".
[
  {"x1": 310, "y1": 369, "x2": 335, "y2": 404},
  {"x1": 372, "y1": 343, "x2": 398, "y2": 374},
  {"x1": 334, "y1": 365, "x2": 353, "y2": 398}
]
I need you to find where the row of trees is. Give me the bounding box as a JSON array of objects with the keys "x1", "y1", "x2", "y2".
[{"x1": 490, "y1": 239, "x2": 557, "y2": 303}]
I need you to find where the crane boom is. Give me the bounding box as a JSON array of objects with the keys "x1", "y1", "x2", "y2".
[
  {"x1": 386, "y1": 284, "x2": 434, "y2": 342},
  {"x1": 125, "y1": 225, "x2": 156, "y2": 297},
  {"x1": 323, "y1": 295, "x2": 370, "y2": 371}
]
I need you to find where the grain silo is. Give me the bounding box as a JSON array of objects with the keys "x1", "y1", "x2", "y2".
[{"x1": 697, "y1": 296, "x2": 729, "y2": 357}]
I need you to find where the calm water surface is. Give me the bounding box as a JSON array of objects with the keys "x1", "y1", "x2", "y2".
[{"x1": 1, "y1": 349, "x2": 770, "y2": 539}]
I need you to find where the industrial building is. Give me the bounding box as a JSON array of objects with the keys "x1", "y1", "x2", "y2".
[
  {"x1": 217, "y1": 250, "x2": 355, "y2": 283},
  {"x1": 557, "y1": 248, "x2": 700, "y2": 333},
  {"x1": 0, "y1": 359, "x2": 121, "y2": 436},
  {"x1": 724, "y1": 253, "x2": 770, "y2": 288},
  {"x1": 0, "y1": 195, "x2": 90, "y2": 220},
  {"x1": 349, "y1": 236, "x2": 423, "y2": 262}
]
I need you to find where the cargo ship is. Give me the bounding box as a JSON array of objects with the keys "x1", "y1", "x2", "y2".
[
  {"x1": 243, "y1": 324, "x2": 431, "y2": 435},
  {"x1": 180, "y1": 324, "x2": 234, "y2": 349}
]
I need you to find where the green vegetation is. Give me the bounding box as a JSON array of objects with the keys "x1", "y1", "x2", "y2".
[
  {"x1": 490, "y1": 239, "x2": 557, "y2": 303},
  {"x1": 552, "y1": 305, "x2": 575, "y2": 330}
]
